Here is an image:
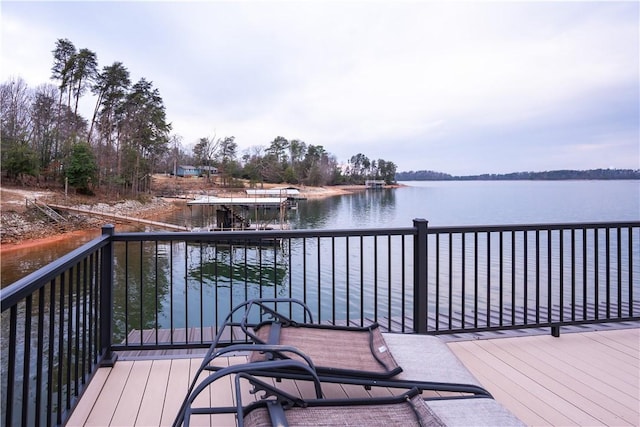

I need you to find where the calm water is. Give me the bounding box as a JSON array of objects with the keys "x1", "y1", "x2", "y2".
[
  {"x1": 291, "y1": 180, "x2": 639, "y2": 229},
  {"x1": 2, "y1": 180, "x2": 638, "y2": 415},
  {"x1": 2, "y1": 180, "x2": 639, "y2": 287}
]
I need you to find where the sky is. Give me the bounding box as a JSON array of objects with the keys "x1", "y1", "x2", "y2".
[{"x1": 1, "y1": 1, "x2": 639, "y2": 175}]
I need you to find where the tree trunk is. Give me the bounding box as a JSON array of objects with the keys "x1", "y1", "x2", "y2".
[{"x1": 87, "y1": 91, "x2": 103, "y2": 145}]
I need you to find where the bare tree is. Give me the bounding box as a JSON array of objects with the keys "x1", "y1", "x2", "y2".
[
  {"x1": 30, "y1": 83, "x2": 59, "y2": 173},
  {"x1": 193, "y1": 134, "x2": 219, "y2": 181},
  {"x1": 0, "y1": 77, "x2": 32, "y2": 145}
]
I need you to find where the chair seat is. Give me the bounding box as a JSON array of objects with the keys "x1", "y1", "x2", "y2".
[
  {"x1": 243, "y1": 393, "x2": 446, "y2": 427},
  {"x1": 250, "y1": 323, "x2": 402, "y2": 378},
  {"x1": 241, "y1": 393, "x2": 525, "y2": 427}
]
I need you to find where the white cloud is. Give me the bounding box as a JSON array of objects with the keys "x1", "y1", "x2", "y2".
[
  {"x1": 1, "y1": 12, "x2": 55, "y2": 86},
  {"x1": 1, "y1": 1, "x2": 638, "y2": 173}
]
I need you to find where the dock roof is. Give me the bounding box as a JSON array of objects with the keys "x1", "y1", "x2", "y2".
[
  {"x1": 187, "y1": 196, "x2": 287, "y2": 207},
  {"x1": 246, "y1": 188, "x2": 300, "y2": 196}
]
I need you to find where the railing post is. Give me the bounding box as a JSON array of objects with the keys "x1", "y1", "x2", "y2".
[
  {"x1": 99, "y1": 224, "x2": 117, "y2": 367},
  {"x1": 413, "y1": 219, "x2": 428, "y2": 334}
]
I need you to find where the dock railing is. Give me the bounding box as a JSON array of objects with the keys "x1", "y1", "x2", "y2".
[{"x1": 1, "y1": 220, "x2": 639, "y2": 426}]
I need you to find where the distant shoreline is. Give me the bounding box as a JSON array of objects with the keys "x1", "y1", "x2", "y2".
[
  {"x1": 396, "y1": 168, "x2": 640, "y2": 181},
  {"x1": 397, "y1": 178, "x2": 640, "y2": 181}
]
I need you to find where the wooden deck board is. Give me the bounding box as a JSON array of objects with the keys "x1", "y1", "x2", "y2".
[
  {"x1": 66, "y1": 368, "x2": 111, "y2": 427},
  {"x1": 587, "y1": 329, "x2": 639, "y2": 356},
  {"x1": 159, "y1": 358, "x2": 193, "y2": 426},
  {"x1": 449, "y1": 341, "x2": 579, "y2": 426},
  {"x1": 447, "y1": 328, "x2": 640, "y2": 426},
  {"x1": 484, "y1": 338, "x2": 633, "y2": 423},
  {"x1": 530, "y1": 334, "x2": 638, "y2": 395},
  {"x1": 500, "y1": 336, "x2": 637, "y2": 414},
  {"x1": 68, "y1": 327, "x2": 640, "y2": 426},
  {"x1": 84, "y1": 360, "x2": 134, "y2": 426},
  {"x1": 137, "y1": 360, "x2": 172, "y2": 426},
  {"x1": 110, "y1": 360, "x2": 153, "y2": 426}
]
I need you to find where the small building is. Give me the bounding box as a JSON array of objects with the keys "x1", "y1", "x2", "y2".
[
  {"x1": 175, "y1": 165, "x2": 219, "y2": 177},
  {"x1": 176, "y1": 165, "x2": 200, "y2": 177},
  {"x1": 200, "y1": 166, "x2": 219, "y2": 175},
  {"x1": 365, "y1": 180, "x2": 386, "y2": 189}
]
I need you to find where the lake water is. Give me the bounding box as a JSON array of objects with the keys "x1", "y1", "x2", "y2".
[
  {"x1": 291, "y1": 180, "x2": 639, "y2": 229},
  {"x1": 2, "y1": 180, "x2": 639, "y2": 288},
  {"x1": 2, "y1": 180, "x2": 638, "y2": 414}
]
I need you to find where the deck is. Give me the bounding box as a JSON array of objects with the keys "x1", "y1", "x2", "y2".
[{"x1": 67, "y1": 326, "x2": 639, "y2": 426}]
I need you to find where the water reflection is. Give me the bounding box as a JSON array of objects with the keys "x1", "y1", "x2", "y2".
[
  {"x1": 290, "y1": 189, "x2": 398, "y2": 230},
  {"x1": 189, "y1": 245, "x2": 288, "y2": 287},
  {"x1": 290, "y1": 197, "x2": 342, "y2": 229},
  {"x1": 4, "y1": 180, "x2": 639, "y2": 290},
  {"x1": 113, "y1": 240, "x2": 172, "y2": 341},
  {"x1": 112, "y1": 240, "x2": 291, "y2": 341},
  {"x1": 346, "y1": 189, "x2": 396, "y2": 226}
]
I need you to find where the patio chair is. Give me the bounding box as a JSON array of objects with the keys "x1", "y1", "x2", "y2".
[
  {"x1": 177, "y1": 359, "x2": 525, "y2": 427},
  {"x1": 194, "y1": 298, "x2": 490, "y2": 394},
  {"x1": 174, "y1": 298, "x2": 493, "y2": 425}
]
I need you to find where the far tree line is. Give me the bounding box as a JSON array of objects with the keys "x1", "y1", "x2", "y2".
[
  {"x1": 191, "y1": 135, "x2": 397, "y2": 188},
  {"x1": 396, "y1": 169, "x2": 640, "y2": 181},
  {"x1": 0, "y1": 38, "x2": 397, "y2": 196}
]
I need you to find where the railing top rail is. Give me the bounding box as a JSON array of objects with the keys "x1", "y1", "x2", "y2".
[
  {"x1": 1, "y1": 233, "x2": 111, "y2": 311},
  {"x1": 427, "y1": 220, "x2": 640, "y2": 234},
  {"x1": 109, "y1": 226, "x2": 417, "y2": 242},
  {"x1": 107, "y1": 220, "x2": 640, "y2": 243}
]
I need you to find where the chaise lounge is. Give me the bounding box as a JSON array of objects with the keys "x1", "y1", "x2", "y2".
[
  {"x1": 177, "y1": 359, "x2": 525, "y2": 426},
  {"x1": 174, "y1": 298, "x2": 515, "y2": 426}
]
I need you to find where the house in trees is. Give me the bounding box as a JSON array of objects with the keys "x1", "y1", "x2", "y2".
[
  {"x1": 199, "y1": 166, "x2": 219, "y2": 176},
  {"x1": 176, "y1": 165, "x2": 200, "y2": 177},
  {"x1": 175, "y1": 165, "x2": 219, "y2": 177}
]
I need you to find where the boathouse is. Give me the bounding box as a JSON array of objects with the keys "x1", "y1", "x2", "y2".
[
  {"x1": 365, "y1": 179, "x2": 385, "y2": 189},
  {"x1": 187, "y1": 195, "x2": 289, "y2": 230}
]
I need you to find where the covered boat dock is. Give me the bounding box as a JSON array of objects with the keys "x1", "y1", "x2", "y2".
[{"x1": 187, "y1": 196, "x2": 289, "y2": 230}]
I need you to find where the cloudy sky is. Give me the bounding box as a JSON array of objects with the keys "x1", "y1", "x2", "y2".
[{"x1": 2, "y1": 1, "x2": 638, "y2": 175}]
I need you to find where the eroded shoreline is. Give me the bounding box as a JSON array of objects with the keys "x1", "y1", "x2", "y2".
[{"x1": 0, "y1": 184, "x2": 371, "y2": 252}]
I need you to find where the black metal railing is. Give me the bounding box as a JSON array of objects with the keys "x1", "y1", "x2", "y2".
[
  {"x1": 423, "y1": 222, "x2": 639, "y2": 335},
  {"x1": 107, "y1": 223, "x2": 417, "y2": 351},
  {"x1": 0, "y1": 229, "x2": 114, "y2": 427},
  {"x1": 1, "y1": 220, "x2": 638, "y2": 426}
]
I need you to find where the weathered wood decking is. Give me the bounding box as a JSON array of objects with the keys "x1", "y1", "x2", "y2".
[{"x1": 67, "y1": 326, "x2": 639, "y2": 426}]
